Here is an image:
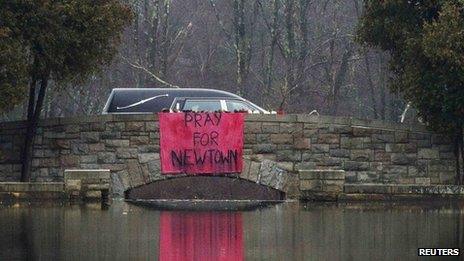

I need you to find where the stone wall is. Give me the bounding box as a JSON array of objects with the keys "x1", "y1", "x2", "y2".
[{"x1": 0, "y1": 114, "x2": 457, "y2": 197}]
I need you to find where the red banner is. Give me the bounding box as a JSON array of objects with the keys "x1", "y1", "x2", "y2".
[
  {"x1": 159, "y1": 112, "x2": 244, "y2": 174},
  {"x1": 159, "y1": 211, "x2": 244, "y2": 261}
]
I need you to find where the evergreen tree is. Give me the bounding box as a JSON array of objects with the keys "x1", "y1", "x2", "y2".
[
  {"x1": 0, "y1": 1, "x2": 132, "y2": 181},
  {"x1": 357, "y1": 1, "x2": 464, "y2": 184}
]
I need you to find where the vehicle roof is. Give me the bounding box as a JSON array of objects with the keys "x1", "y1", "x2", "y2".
[
  {"x1": 103, "y1": 88, "x2": 249, "y2": 113},
  {"x1": 112, "y1": 88, "x2": 243, "y2": 98}
]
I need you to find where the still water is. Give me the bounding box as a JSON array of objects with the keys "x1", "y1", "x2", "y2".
[{"x1": 0, "y1": 200, "x2": 463, "y2": 261}]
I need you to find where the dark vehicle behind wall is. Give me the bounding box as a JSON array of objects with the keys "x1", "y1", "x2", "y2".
[{"x1": 102, "y1": 88, "x2": 270, "y2": 114}]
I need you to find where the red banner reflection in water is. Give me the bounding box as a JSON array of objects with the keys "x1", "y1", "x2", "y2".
[{"x1": 159, "y1": 212, "x2": 244, "y2": 261}]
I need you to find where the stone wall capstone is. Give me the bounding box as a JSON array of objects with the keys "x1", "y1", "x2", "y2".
[{"x1": 0, "y1": 114, "x2": 457, "y2": 198}]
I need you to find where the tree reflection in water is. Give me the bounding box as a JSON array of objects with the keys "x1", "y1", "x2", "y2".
[{"x1": 159, "y1": 211, "x2": 243, "y2": 261}]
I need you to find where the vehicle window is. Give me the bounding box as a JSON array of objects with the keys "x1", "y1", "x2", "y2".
[
  {"x1": 183, "y1": 100, "x2": 222, "y2": 112},
  {"x1": 225, "y1": 100, "x2": 254, "y2": 112}
]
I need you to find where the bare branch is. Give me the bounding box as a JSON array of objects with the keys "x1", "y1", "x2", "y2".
[{"x1": 121, "y1": 56, "x2": 180, "y2": 88}]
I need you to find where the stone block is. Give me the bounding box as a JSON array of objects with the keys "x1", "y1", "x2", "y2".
[
  {"x1": 130, "y1": 136, "x2": 150, "y2": 145},
  {"x1": 352, "y1": 127, "x2": 375, "y2": 137},
  {"x1": 355, "y1": 171, "x2": 378, "y2": 182},
  {"x1": 344, "y1": 171, "x2": 357, "y2": 183},
  {"x1": 328, "y1": 125, "x2": 352, "y2": 134},
  {"x1": 276, "y1": 162, "x2": 294, "y2": 172},
  {"x1": 386, "y1": 143, "x2": 417, "y2": 153},
  {"x1": 439, "y1": 152, "x2": 455, "y2": 159},
  {"x1": 417, "y1": 160, "x2": 428, "y2": 176},
  {"x1": 126, "y1": 160, "x2": 145, "y2": 187},
  {"x1": 409, "y1": 132, "x2": 431, "y2": 140},
  {"x1": 323, "y1": 184, "x2": 343, "y2": 193},
  {"x1": 248, "y1": 161, "x2": 261, "y2": 182},
  {"x1": 303, "y1": 128, "x2": 318, "y2": 138},
  {"x1": 149, "y1": 132, "x2": 159, "y2": 140},
  {"x1": 105, "y1": 122, "x2": 125, "y2": 132},
  {"x1": 80, "y1": 155, "x2": 97, "y2": 164},
  {"x1": 416, "y1": 139, "x2": 431, "y2": 148},
  {"x1": 311, "y1": 144, "x2": 330, "y2": 153},
  {"x1": 71, "y1": 142, "x2": 89, "y2": 155},
  {"x1": 294, "y1": 138, "x2": 311, "y2": 149},
  {"x1": 105, "y1": 139, "x2": 130, "y2": 148},
  {"x1": 391, "y1": 153, "x2": 416, "y2": 165},
  {"x1": 317, "y1": 134, "x2": 340, "y2": 144},
  {"x1": 383, "y1": 165, "x2": 408, "y2": 176},
  {"x1": 329, "y1": 149, "x2": 350, "y2": 158},
  {"x1": 44, "y1": 131, "x2": 66, "y2": 139},
  {"x1": 64, "y1": 169, "x2": 110, "y2": 181},
  {"x1": 343, "y1": 161, "x2": 370, "y2": 171},
  {"x1": 244, "y1": 122, "x2": 262, "y2": 133},
  {"x1": 299, "y1": 169, "x2": 345, "y2": 180},
  {"x1": 137, "y1": 145, "x2": 160, "y2": 153},
  {"x1": 101, "y1": 132, "x2": 121, "y2": 140},
  {"x1": 51, "y1": 139, "x2": 70, "y2": 149},
  {"x1": 405, "y1": 165, "x2": 417, "y2": 176},
  {"x1": 261, "y1": 123, "x2": 279, "y2": 133},
  {"x1": 89, "y1": 122, "x2": 105, "y2": 132},
  {"x1": 398, "y1": 178, "x2": 415, "y2": 184},
  {"x1": 259, "y1": 160, "x2": 287, "y2": 189},
  {"x1": 350, "y1": 149, "x2": 373, "y2": 161},
  {"x1": 344, "y1": 184, "x2": 391, "y2": 194},
  {"x1": 138, "y1": 153, "x2": 160, "y2": 164},
  {"x1": 244, "y1": 134, "x2": 256, "y2": 144},
  {"x1": 439, "y1": 172, "x2": 455, "y2": 184},
  {"x1": 300, "y1": 180, "x2": 323, "y2": 191},
  {"x1": 431, "y1": 134, "x2": 452, "y2": 145},
  {"x1": 394, "y1": 132, "x2": 409, "y2": 143},
  {"x1": 294, "y1": 162, "x2": 317, "y2": 171},
  {"x1": 81, "y1": 132, "x2": 100, "y2": 143},
  {"x1": 428, "y1": 159, "x2": 455, "y2": 172},
  {"x1": 276, "y1": 150, "x2": 301, "y2": 161},
  {"x1": 145, "y1": 122, "x2": 159, "y2": 131},
  {"x1": 147, "y1": 160, "x2": 162, "y2": 178},
  {"x1": 318, "y1": 157, "x2": 342, "y2": 167},
  {"x1": 86, "y1": 184, "x2": 110, "y2": 190},
  {"x1": 96, "y1": 152, "x2": 115, "y2": 164},
  {"x1": 252, "y1": 144, "x2": 276, "y2": 154},
  {"x1": 372, "y1": 134, "x2": 394, "y2": 143},
  {"x1": 88, "y1": 143, "x2": 105, "y2": 152},
  {"x1": 270, "y1": 134, "x2": 293, "y2": 144},
  {"x1": 85, "y1": 190, "x2": 102, "y2": 199},
  {"x1": 241, "y1": 160, "x2": 251, "y2": 178},
  {"x1": 116, "y1": 148, "x2": 138, "y2": 159},
  {"x1": 280, "y1": 123, "x2": 297, "y2": 134},
  {"x1": 341, "y1": 137, "x2": 370, "y2": 149},
  {"x1": 374, "y1": 150, "x2": 390, "y2": 162},
  {"x1": 125, "y1": 122, "x2": 145, "y2": 132},
  {"x1": 418, "y1": 148, "x2": 439, "y2": 159},
  {"x1": 60, "y1": 155, "x2": 79, "y2": 167},
  {"x1": 437, "y1": 145, "x2": 453, "y2": 153},
  {"x1": 256, "y1": 134, "x2": 270, "y2": 143},
  {"x1": 415, "y1": 177, "x2": 431, "y2": 185}
]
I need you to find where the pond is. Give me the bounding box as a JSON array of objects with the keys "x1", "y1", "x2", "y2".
[{"x1": 0, "y1": 200, "x2": 463, "y2": 260}]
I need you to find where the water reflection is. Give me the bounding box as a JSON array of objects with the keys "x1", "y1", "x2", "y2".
[
  {"x1": 0, "y1": 201, "x2": 462, "y2": 260},
  {"x1": 160, "y1": 212, "x2": 243, "y2": 261}
]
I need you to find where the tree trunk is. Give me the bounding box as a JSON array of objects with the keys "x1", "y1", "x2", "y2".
[
  {"x1": 454, "y1": 126, "x2": 463, "y2": 185},
  {"x1": 265, "y1": 0, "x2": 279, "y2": 101},
  {"x1": 364, "y1": 53, "x2": 378, "y2": 119},
  {"x1": 460, "y1": 126, "x2": 464, "y2": 185},
  {"x1": 160, "y1": 0, "x2": 171, "y2": 81},
  {"x1": 20, "y1": 77, "x2": 48, "y2": 182},
  {"x1": 379, "y1": 53, "x2": 387, "y2": 120},
  {"x1": 148, "y1": 0, "x2": 160, "y2": 84},
  {"x1": 330, "y1": 47, "x2": 352, "y2": 115}
]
